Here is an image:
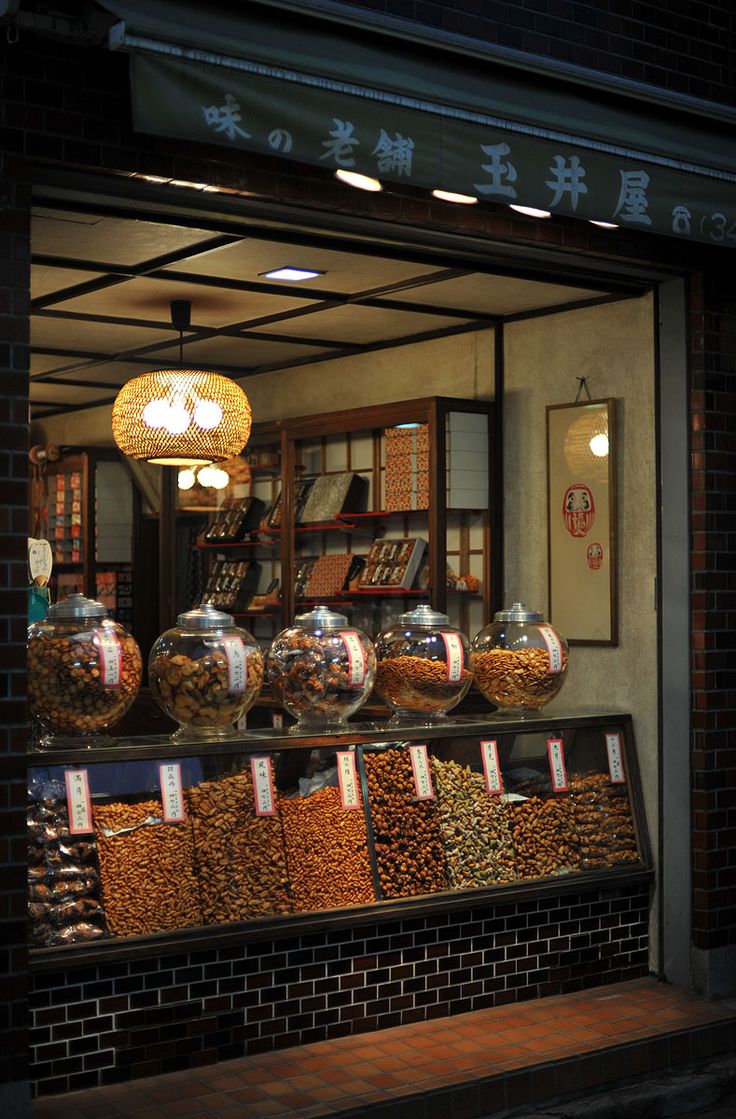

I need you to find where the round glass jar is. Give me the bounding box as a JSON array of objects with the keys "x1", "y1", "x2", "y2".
[
  {"x1": 149, "y1": 604, "x2": 264, "y2": 740},
  {"x1": 28, "y1": 593, "x2": 142, "y2": 748},
  {"x1": 471, "y1": 602, "x2": 569, "y2": 713},
  {"x1": 374, "y1": 604, "x2": 473, "y2": 720},
  {"x1": 267, "y1": 606, "x2": 376, "y2": 728}
]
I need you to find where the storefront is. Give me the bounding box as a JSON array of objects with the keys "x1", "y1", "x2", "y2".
[{"x1": 4, "y1": 0, "x2": 736, "y2": 1103}]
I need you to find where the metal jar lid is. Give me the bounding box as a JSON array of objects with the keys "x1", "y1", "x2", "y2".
[
  {"x1": 294, "y1": 605, "x2": 349, "y2": 630},
  {"x1": 493, "y1": 601, "x2": 544, "y2": 623},
  {"x1": 398, "y1": 603, "x2": 450, "y2": 627},
  {"x1": 176, "y1": 603, "x2": 236, "y2": 630},
  {"x1": 46, "y1": 592, "x2": 108, "y2": 620}
]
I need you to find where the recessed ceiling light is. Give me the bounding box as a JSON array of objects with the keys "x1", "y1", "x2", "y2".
[
  {"x1": 509, "y1": 204, "x2": 552, "y2": 219},
  {"x1": 432, "y1": 189, "x2": 478, "y2": 205},
  {"x1": 335, "y1": 169, "x2": 383, "y2": 192},
  {"x1": 589, "y1": 220, "x2": 619, "y2": 229},
  {"x1": 262, "y1": 267, "x2": 324, "y2": 281}
]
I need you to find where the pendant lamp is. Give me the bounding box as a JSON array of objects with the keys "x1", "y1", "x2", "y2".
[{"x1": 112, "y1": 301, "x2": 252, "y2": 466}]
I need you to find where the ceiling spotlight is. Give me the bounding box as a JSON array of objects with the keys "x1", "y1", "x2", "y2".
[
  {"x1": 509, "y1": 204, "x2": 552, "y2": 219},
  {"x1": 432, "y1": 189, "x2": 478, "y2": 205},
  {"x1": 262, "y1": 267, "x2": 324, "y2": 281},
  {"x1": 335, "y1": 169, "x2": 383, "y2": 192},
  {"x1": 589, "y1": 220, "x2": 619, "y2": 229}
]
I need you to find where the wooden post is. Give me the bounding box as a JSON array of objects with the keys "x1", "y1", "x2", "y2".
[{"x1": 159, "y1": 465, "x2": 177, "y2": 631}]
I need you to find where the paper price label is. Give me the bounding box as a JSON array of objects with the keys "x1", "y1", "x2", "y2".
[
  {"x1": 272, "y1": 712, "x2": 284, "y2": 729},
  {"x1": 336, "y1": 751, "x2": 361, "y2": 810},
  {"x1": 547, "y1": 737, "x2": 569, "y2": 791},
  {"x1": 480, "y1": 739, "x2": 503, "y2": 795},
  {"x1": 605, "y1": 733, "x2": 626, "y2": 784},
  {"x1": 339, "y1": 631, "x2": 366, "y2": 685},
  {"x1": 92, "y1": 629, "x2": 122, "y2": 688},
  {"x1": 250, "y1": 756, "x2": 276, "y2": 816},
  {"x1": 409, "y1": 744, "x2": 435, "y2": 801},
  {"x1": 28, "y1": 538, "x2": 52, "y2": 585},
  {"x1": 65, "y1": 769, "x2": 93, "y2": 834},
  {"x1": 222, "y1": 635, "x2": 247, "y2": 694},
  {"x1": 441, "y1": 633, "x2": 464, "y2": 682},
  {"x1": 538, "y1": 625, "x2": 564, "y2": 674},
  {"x1": 159, "y1": 763, "x2": 186, "y2": 822}
]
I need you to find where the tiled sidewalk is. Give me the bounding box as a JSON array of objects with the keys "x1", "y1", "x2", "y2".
[{"x1": 32, "y1": 977, "x2": 736, "y2": 1119}]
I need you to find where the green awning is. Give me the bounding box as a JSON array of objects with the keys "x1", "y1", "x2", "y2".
[{"x1": 104, "y1": 0, "x2": 736, "y2": 248}]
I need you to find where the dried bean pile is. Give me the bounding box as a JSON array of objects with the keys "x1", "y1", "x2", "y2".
[
  {"x1": 431, "y1": 757, "x2": 516, "y2": 889},
  {"x1": 94, "y1": 800, "x2": 201, "y2": 937},
  {"x1": 375, "y1": 656, "x2": 472, "y2": 714},
  {"x1": 570, "y1": 772, "x2": 639, "y2": 867},
  {"x1": 150, "y1": 647, "x2": 264, "y2": 728},
  {"x1": 280, "y1": 786, "x2": 375, "y2": 911},
  {"x1": 29, "y1": 631, "x2": 141, "y2": 734},
  {"x1": 509, "y1": 796, "x2": 581, "y2": 879},
  {"x1": 473, "y1": 647, "x2": 567, "y2": 709},
  {"x1": 188, "y1": 772, "x2": 292, "y2": 922},
  {"x1": 364, "y1": 747, "x2": 448, "y2": 899},
  {"x1": 28, "y1": 790, "x2": 107, "y2": 946}
]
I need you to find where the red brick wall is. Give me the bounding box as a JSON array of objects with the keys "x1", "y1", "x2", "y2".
[
  {"x1": 0, "y1": 151, "x2": 31, "y2": 1093},
  {"x1": 334, "y1": 0, "x2": 736, "y2": 107},
  {"x1": 689, "y1": 263, "x2": 736, "y2": 951}
]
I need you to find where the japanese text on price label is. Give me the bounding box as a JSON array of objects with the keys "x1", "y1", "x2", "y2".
[
  {"x1": 538, "y1": 625, "x2": 564, "y2": 673},
  {"x1": 339, "y1": 631, "x2": 366, "y2": 685},
  {"x1": 480, "y1": 739, "x2": 503, "y2": 794},
  {"x1": 250, "y1": 755, "x2": 276, "y2": 816},
  {"x1": 222, "y1": 635, "x2": 247, "y2": 694},
  {"x1": 336, "y1": 751, "x2": 361, "y2": 809},
  {"x1": 159, "y1": 763, "x2": 186, "y2": 822},
  {"x1": 65, "y1": 769, "x2": 93, "y2": 834},
  {"x1": 605, "y1": 733, "x2": 626, "y2": 783},
  {"x1": 441, "y1": 632, "x2": 464, "y2": 682},
  {"x1": 409, "y1": 744, "x2": 435, "y2": 800},
  {"x1": 547, "y1": 738, "x2": 569, "y2": 791},
  {"x1": 92, "y1": 629, "x2": 122, "y2": 687}
]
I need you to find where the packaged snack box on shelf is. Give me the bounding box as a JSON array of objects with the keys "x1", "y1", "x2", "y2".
[
  {"x1": 359, "y1": 537, "x2": 426, "y2": 589},
  {"x1": 299, "y1": 472, "x2": 368, "y2": 523}
]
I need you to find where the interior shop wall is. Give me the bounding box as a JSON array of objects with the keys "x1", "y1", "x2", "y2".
[
  {"x1": 31, "y1": 330, "x2": 495, "y2": 446},
  {"x1": 503, "y1": 293, "x2": 658, "y2": 958}
]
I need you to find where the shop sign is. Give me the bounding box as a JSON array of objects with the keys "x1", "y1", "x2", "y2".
[{"x1": 131, "y1": 53, "x2": 736, "y2": 249}]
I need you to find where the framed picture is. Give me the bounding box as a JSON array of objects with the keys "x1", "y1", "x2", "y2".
[{"x1": 546, "y1": 398, "x2": 617, "y2": 645}]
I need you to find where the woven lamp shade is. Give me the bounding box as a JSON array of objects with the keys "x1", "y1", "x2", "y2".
[{"x1": 112, "y1": 369, "x2": 252, "y2": 466}]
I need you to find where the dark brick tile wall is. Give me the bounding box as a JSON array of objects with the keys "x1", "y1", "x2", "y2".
[
  {"x1": 333, "y1": 0, "x2": 736, "y2": 107},
  {"x1": 30, "y1": 883, "x2": 650, "y2": 1095},
  {"x1": 0, "y1": 153, "x2": 31, "y2": 1089}
]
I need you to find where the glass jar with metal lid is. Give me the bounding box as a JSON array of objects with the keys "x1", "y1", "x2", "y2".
[
  {"x1": 27, "y1": 592, "x2": 142, "y2": 748},
  {"x1": 267, "y1": 606, "x2": 376, "y2": 728},
  {"x1": 149, "y1": 603, "x2": 264, "y2": 740},
  {"x1": 471, "y1": 601, "x2": 569, "y2": 713},
  {"x1": 374, "y1": 604, "x2": 473, "y2": 720}
]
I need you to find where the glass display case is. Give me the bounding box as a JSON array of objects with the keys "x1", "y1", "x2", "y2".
[{"x1": 27, "y1": 710, "x2": 651, "y2": 960}]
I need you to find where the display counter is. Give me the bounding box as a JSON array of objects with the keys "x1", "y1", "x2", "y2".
[{"x1": 28, "y1": 710, "x2": 651, "y2": 968}]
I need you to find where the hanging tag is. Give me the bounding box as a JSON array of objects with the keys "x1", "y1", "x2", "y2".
[
  {"x1": 547, "y1": 737, "x2": 569, "y2": 791},
  {"x1": 28, "y1": 538, "x2": 53, "y2": 586},
  {"x1": 250, "y1": 756, "x2": 276, "y2": 816},
  {"x1": 480, "y1": 739, "x2": 503, "y2": 795},
  {"x1": 538, "y1": 625, "x2": 564, "y2": 674},
  {"x1": 221, "y1": 635, "x2": 247, "y2": 694},
  {"x1": 336, "y1": 751, "x2": 361, "y2": 810},
  {"x1": 91, "y1": 629, "x2": 122, "y2": 688},
  {"x1": 441, "y1": 633, "x2": 464, "y2": 682},
  {"x1": 409, "y1": 744, "x2": 435, "y2": 800},
  {"x1": 339, "y1": 631, "x2": 366, "y2": 685},
  {"x1": 605, "y1": 733, "x2": 626, "y2": 783},
  {"x1": 159, "y1": 763, "x2": 186, "y2": 823},
  {"x1": 65, "y1": 769, "x2": 93, "y2": 834}
]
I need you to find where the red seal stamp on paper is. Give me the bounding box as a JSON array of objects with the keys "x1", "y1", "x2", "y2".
[
  {"x1": 586, "y1": 542, "x2": 603, "y2": 570},
  {"x1": 562, "y1": 483, "x2": 595, "y2": 538}
]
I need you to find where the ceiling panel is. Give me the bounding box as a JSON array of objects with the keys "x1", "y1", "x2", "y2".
[
  {"x1": 163, "y1": 237, "x2": 441, "y2": 294},
  {"x1": 31, "y1": 314, "x2": 177, "y2": 355},
  {"x1": 31, "y1": 266, "x2": 105, "y2": 300},
  {"x1": 30, "y1": 352, "x2": 99, "y2": 376},
  {"x1": 30, "y1": 382, "x2": 112, "y2": 405},
  {"x1": 248, "y1": 303, "x2": 474, "y2": 344},
  {"x1": 48, "y1": 276, "x2": 319, "y2": 328},
  {"x1": 378, "y1": 272, "x2": 604, "y2": 315},
  {"x1": 154, "y1": 335, "x2": 339, "y2": 370},
  {"x1": 48, "y1": 361, "x2": 149, "y2": 386},
  {"x1": 32, "y1": 208, "x2": 224, "y2": 266}
]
